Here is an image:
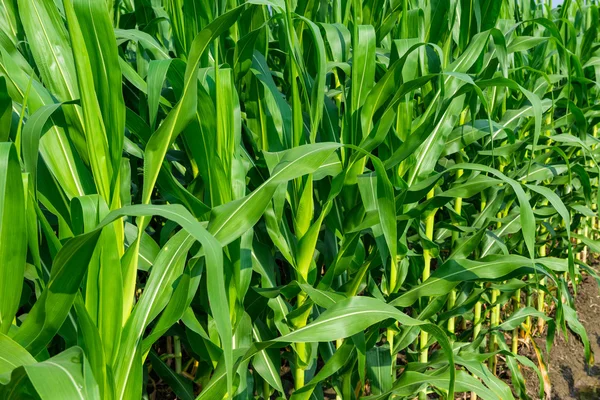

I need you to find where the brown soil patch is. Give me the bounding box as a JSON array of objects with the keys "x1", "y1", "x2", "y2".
[{"x1": 521, "y1": 276, "x2": 600, "y2": 399}]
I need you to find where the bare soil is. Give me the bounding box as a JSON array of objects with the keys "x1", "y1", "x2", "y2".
[{"x1": 521, "y1": 276, "x2": 600, "y2": 399}]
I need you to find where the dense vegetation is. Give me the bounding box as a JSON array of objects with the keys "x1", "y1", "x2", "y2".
[{"x1": 0, "y1": 0, "x2": 599, "y2": 398}]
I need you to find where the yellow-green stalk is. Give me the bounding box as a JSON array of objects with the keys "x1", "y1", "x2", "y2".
[
  {"x1": 447, "y1": 289, "x2": 457, "y2": 334},
  {"x1": 472, "y1": 192, "x2": 487, "y2": 343},
  {"x1": 489, "y1": 163, "x2": 506, "y2": 372},
  {"x1": 419, "y1": 189, "x2": 436, "y2": 400},
  {"x1": 174, "y1": 336, "x2": 182, "y2": 373},
  {"x1": 593, "y1": 125, "x2": 598, "y2": 240},
  {"x1": 449, "y1": 110, "x2": 467, "y2": 333},
  {"x1": 335, "y1": 338, "x2": 346, "y2": 400},
  {"x1": 263, "y1": 379, "x2": 270, "y2": 399},
  {"x1": 387, "y1": 246, "x2": 399, "y2": 355},
  {"x1": 524, "y1": 190, "x2": 535, "y2": 337},
  {"x1": 386, "y1": 325, "x2": 395, "y2": 361},
  {"x1": 470, "y1": 301, "x2": 483, "y2": 400},
  {"x1": 535, "y1": 113, "x2": 553, "y2": 332},
  {"x1": 537, "y1": 227, "x2": 547, "y2": 332},
  {"x1": 473, "y1": 302, "x2": 483, "y2": 339},
  {"x1": 294, "y1": 291, "x2": 308, "y2": 389},
  {"x1": 489, "y1": 289, "x2": 500, "y2": 374},
  {"x1": 471, "y1": 193, "x2": 486, "y2": 400},
  {"x1": 420, "y1": 189, "x2": 436, "y2": 361},
  {"x1": 386, "y1": 256, "x2": 403, "y2": 373},
  {"x1": 524, "y1": 285, "x2": 533, "y2": 339},
  {"x1": 284, "y1": 0, "x2": 310, "y2": 388},
  {"x1": 592, "y1": 203, "x2": 597, "y2": 241},
  {"x1": 512, "y1": 289, "x2": 520, "y2": 354},
  {"x1": 448, "y1": 189, "x2": 460, "y2": 332},
  {"x1": 582, "y1": 219, "x2": 589, "y2": 263},
  {"x1": 292, "y1": 184, "x2": 313, "y2": 391}
]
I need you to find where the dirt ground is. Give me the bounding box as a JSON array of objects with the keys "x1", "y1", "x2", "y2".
[{"x1": 521, "y1": 276, "x2": 600, "y2": 400}]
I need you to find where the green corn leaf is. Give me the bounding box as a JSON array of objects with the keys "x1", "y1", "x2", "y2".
[
  {"x1": 0, "y1": 333, "x2": 36, "y2": 378},
  {"x1": 141, "y1": 5, "x2": 246, "y2": 205},
  {"x1": 72, "y1": 0, "x2": 125, "y2": 190},
  {"x1": 63, "y1": 0, "x2": 112, "y2": 201},
  {"x1": 16, "y1": 0, "x2": 88, "y2": 158},
  {"x1": 391, "y1": 255, "x2": 543, "y2": 307},
  {"x1": 0, "y1": 143, "x2": 26, "y2": 334},
  {"x1": 366, "y1": 345, "x2": 393, "y2": 395},
  {"x1": 0, "y1": 347, "x2": 100, "y2": 400},
  {"x1": 148, "y1": 351, "x2": 194, "y2": 400},
  {"x1": 208, "y1": 143, "x2": 340, "y2": 245}
]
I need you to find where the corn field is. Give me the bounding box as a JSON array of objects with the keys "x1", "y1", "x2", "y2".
[{"x1": 0, "y1": 0, "x2": 599, "y2": 398}]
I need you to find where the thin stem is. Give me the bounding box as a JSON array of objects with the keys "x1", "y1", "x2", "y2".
[
  {"x1": 419, "y1": 189, "x2": 436, "y2": 400},
  {"x1": 489, "y1": 289, "x2": 500, "y2": 374},
  {"x1": 449, "y1": 109, "x2": 468, "y2": 333},
  {"x1": 537, "y1": 244, "x2": 547, "y2": 332},
  {"x1": 294, "y1": 291, "x2": 308, "y2": 390},
  {"x1": 336, "y1": 339, "x2": 344, "y2": 400},
  {"x1": 447, "y1": 289, "x2": 457, "y2": 334},
  {"x1": 472, "y1": 193, "x2": 487, "y2": 344},
  {"x1": 449, "y1": 149, "x2": 465, "y2": 333},
  {"x1": 263, "y1": 378, "x2": 270, "y2": 399},
  {"x1": 174, "y1": 336, "x2": 182, "y2": 374},
  {"x1": 525, "y1": 279, "x2": 533, "y2": 339},
  {"x1": 470, "y1": 301, "x2": 482, "y2": 400},
  {"x1": 471, "y1": 193, "x2": 486, "y2": 400},
  {"x1": 512, "y1": 289, "x2": 521, "y2": 354}
]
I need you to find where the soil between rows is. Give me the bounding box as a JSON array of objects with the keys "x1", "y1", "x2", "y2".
[{"x1": 521, "y1": 275, "x2": 600, "y2": 400}]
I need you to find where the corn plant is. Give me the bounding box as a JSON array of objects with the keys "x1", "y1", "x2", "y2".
[{"x1": 0, "y1": 0, "x2": 599, "y2": 399}]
